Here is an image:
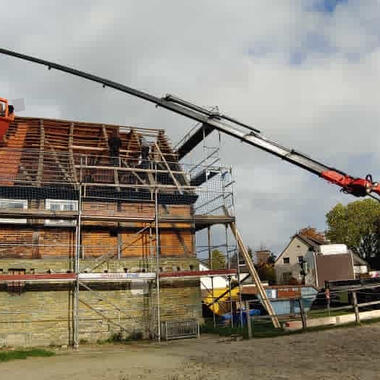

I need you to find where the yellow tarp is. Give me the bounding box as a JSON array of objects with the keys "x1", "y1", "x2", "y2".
[{"x1": 203, "y1": 287, "x2": 239, "y2": 316}]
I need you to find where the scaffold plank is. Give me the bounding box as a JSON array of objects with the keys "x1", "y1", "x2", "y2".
[
  {"x1": 160, "y1": 269, "x2": 237, "y2": 279},
  {"x1": 0, "y1": 273, "x2": 75, "y2": 282}
]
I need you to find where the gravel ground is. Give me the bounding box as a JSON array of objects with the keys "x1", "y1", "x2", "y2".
[{"x1": 1, "y1": 323, "x2": 380, "y2": 379}]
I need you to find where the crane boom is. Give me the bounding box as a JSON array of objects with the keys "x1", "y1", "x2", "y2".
[{"x1": 0, "y1": 47, "x2": 379, "y2": 200}]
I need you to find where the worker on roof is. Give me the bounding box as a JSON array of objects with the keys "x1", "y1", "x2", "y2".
[
  {"x1": 140, "y1": 137, "x2": 150, "y2": 169},
  {"x1": 108, "y1": 130, "x2": 122, "y2": 166}
]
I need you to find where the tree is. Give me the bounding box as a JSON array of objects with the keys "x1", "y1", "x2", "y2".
[
  {"x1": 298, "y1": 226, "x2": 325, "y2": 242},
  {"x1": 210, "y1": 249, "x2": 226, "y2": 270},
  {"x1": 326, "y1": 199, "x2": 380, "y2": 265},
  {"x1": 256, "y1": 263, "x2": 276, "y2": 285},
  {"x1": 267, "y1": 253, "x2": 276, "y2": 265}
]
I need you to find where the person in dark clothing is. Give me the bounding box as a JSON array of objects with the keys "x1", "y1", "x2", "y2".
[
  {"x1": 140, "y1": 137, "x2": 150, "y2": 169},
  {"x1": 108, "y1": 130, "x2": 122, "y2": 166}
]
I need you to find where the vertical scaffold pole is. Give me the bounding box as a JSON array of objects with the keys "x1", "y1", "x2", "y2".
[
  {"x1": 73, "y1": 182, "x2": 82, "y2": 349},
  {"x1": 211, "y1": 276, "x2": 216, "y2": 328},
  {"x1": 228, "y1": 275, "x2": 233, "y2": 328},
  {"x1": 155, "y1": 187, "x2": 161, "y2": 342},
  {"x1": 207, "y1": 226, "x2": 212, "y2": 269},
  {"x1": 225, "y1": 225, "x2": 229, "y2": 269},
  {"x1": 228, "y1": 167, "x2": 243, "y2": 326}
]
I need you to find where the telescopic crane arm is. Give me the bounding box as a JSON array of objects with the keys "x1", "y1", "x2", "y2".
[{"x1": 0, "y1": 48, "x2": 379, "y2": 200}]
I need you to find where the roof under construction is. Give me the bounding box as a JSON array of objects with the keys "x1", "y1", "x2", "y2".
[{"x1": 0, "y1": 116, "x2": 194, "y2": 203}]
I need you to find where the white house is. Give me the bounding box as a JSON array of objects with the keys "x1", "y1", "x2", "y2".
[{"x1": 275, "y1": 234, "x2": 325, "y2": 284}]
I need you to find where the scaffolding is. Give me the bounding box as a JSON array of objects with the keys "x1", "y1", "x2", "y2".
[
  {"x1": 0, "y1": 117, "x2": 251, "y2": 345},
  {"x1": 0, "y1": 116, "x2": 279, "y2": 347}
]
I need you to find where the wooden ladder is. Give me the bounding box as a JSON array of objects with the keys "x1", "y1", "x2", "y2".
[{"x1": 225, "y1": 208, "x2": 281, "y2": 328}]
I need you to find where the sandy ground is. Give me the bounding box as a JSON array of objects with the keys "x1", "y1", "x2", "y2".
[{"x1": 2, "y1": 323, "x2": 380, "y2": 380}]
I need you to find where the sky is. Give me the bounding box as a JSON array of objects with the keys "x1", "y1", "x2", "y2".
[{"x1": 0, "y1": 0, "x2": 379, "y2": 255}]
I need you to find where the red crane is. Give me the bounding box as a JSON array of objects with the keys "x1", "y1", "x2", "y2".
[
  {"x1": 0, "y1": 97, "x2": 14, "y2": 142},
  {"x1": 0, "y1": 48, "x2": 379, "y2": 201}
]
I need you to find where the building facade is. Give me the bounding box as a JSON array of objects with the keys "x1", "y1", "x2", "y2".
[
  {"x1": 0, "y1": 116, "x2": 212, "y2": 347},
  {"x1": 275, "y1": 234, "x2": 325, "y2": 285}
]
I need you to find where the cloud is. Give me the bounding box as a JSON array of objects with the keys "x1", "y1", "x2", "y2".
[{"x1": 0, "y1": 0, "x2": 379, "y2": 254}]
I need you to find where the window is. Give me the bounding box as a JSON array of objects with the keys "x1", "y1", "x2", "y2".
[
  {"x1": 298, "y1": 256, "x2": 304, "y2": 264},
  {"x1": 282, "y1": 272, "x2": 292, "y2": 283},
  {"x1": 283, "y1": 257, "x2": 290, "y2": 264},
  {"x1": 0, "y1": 199, "x2": 27, "y2": 224},
  {"x1": 7, "y1": 268, "x2": 26, "y2": 294},
  {"x1": 45, "y1": 199, "x2": 78, "y2": 226}
]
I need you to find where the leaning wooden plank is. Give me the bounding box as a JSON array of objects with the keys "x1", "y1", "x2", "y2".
[{"x1": 225, "y1": 207, "x2": 280, "y2": 328}]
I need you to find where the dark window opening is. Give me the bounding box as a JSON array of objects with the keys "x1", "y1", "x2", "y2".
[
  {"x1": 7, "y1": 268, "x2": 26, "y2": 294},
  {"x1": 283, "y1": 257, "x2": 290, "y2": 264},
  {"x1": 110, "y1": 229, "x2": 118, "y2": 237}
]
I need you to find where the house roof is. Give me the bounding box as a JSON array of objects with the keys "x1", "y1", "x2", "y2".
[
  {"x1": 295, "y1": 234, "x2": 325, "y2": 248},
  {"x1": 275, "y1": 233, "x2": 326, "y2": 263},
  {"x1": 0, "y1": 116, "x2": 190, "y2": 196}
]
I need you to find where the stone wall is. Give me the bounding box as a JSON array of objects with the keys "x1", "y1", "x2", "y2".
[{"x1": 0, "y1": 257, "x2": 201, "y2": 347}]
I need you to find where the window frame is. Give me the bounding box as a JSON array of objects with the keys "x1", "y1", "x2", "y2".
[
  {"x1": 45, "y1": 199, "x2": 78, "y2": 226},
  {"x1": 0, "y1": 198, "x2": 28, "y2": 224},
  {"x1": 283, "y1": 257, "x2": 290, "y2": 264}
]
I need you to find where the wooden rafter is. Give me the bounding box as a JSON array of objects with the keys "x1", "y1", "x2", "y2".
[
  {"x1": 102, "y1": 125, "x2": 121, "y2": 191},
  {"x1": 46, "y1": 140, "x2": 73, "y2": 183},
  {"x1": 154, "y1": 142, "x2": 182, "y2": 193},
  {"x1": 19, "y1": 165, "x2": 33, "y2": 182},
  {"x1": 125, "y1": 129, "x2": 141, "y2": 165},
  {"x1": 157, "y1": 131, "x2": 190, "y2": 186},
  {"x1": 102, "y1": 125, "x2": 108, "y2": 144},
  {"x1": 36, "y1": 120, "x2": 45, "y2": 186},
  {"x1": 69, "y1": 123, "x2": 78, "y2": 183},
  {"x1": 120, "y1": 159, "x2": 147, "y2": 185}
]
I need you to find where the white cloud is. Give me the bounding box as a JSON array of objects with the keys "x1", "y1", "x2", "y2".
[{"x1": 0, "y1": 0, "x2": 379, "y2": 254}]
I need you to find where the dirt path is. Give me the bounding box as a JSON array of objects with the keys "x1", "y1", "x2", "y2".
[{"x1": 2, "y1": 323, "x2": 380, "y2": 380}]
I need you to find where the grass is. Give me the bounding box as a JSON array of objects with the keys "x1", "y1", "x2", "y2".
[
  {"x1": 0, "y1": 348, "x2": 55, "y2": 362},
  {"x1": 201, "y1": 315, "x2": 380, "y2": 340},
  {"x1": 307, "y1": 309, "x2": 352, "y2": 319}
]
